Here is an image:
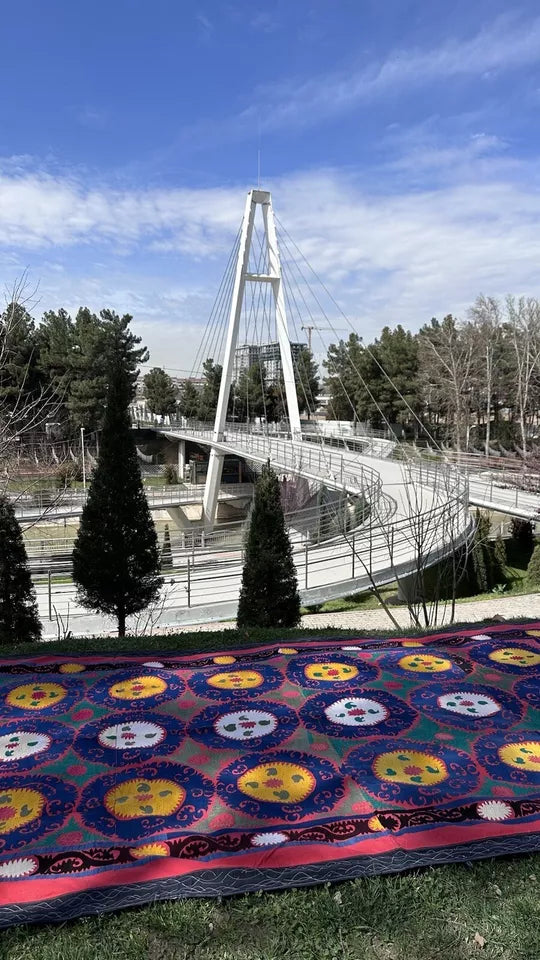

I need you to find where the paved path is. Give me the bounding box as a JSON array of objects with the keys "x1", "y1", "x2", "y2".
[{"x1": 127, "y1": 591, "x2": 540, "y2": 636}]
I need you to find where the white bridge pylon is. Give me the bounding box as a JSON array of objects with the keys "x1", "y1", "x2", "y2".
[{"x1": 202, "y1": 189, "x2": 302, "y2": 526}]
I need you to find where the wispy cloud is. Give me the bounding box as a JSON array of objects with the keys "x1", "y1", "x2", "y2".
[
  {"x1": 254, "y1": 13, "x2": 540, "y2": 132},
  {"x1": 4, "y1": 144, "x2": 540, "y2": 368},
  {"x1": 179, "y1": 13, "x2": 540, "y2": 147}
]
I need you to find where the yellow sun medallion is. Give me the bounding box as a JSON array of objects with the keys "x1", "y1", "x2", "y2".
[
  {"x1": 489, "y1": 647, "x2": 540, "y2": 668},
  {"x1": 207, "y1": 670, "x2": 264, "y2": 690},
  {"x1": 6, "y1": 683, "x2": 67, "y2": 710},
  {"x1": 0, "y1": 788, "x2": 45, "y2": 834},
  {"x1": 398, "y1": 654, "x2": 453, "y2": 673},
  {"x1": 374, "y1": 750, "x2": 448, "y2": 785},
  {"x1": 498, "y1": 741, "x2": 540, "y2": 771},
  {"x1": 129, "y1": 842, "x2": 170, "y2": 859},
  {"x1": 238, "y1": 762, "x2": 316, "y2": 803},
  {"x1": 105, "y1": 778, "x2": 185, "y2": 819},
  {"x1": 304, "y1": 662, "x2": 359, "y2": 682},
  {"x1": 109, "y1": 676, "x2": 168, "y2": 700}
]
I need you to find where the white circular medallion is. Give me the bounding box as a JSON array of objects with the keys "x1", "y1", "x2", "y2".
[
  {"x1": 98, "y1": 720, "x2": 166, "y2": 750},
  {"x1": 324, "y1": 696, "x2": 388, "y2": 727},
  {"x1": 251, "y1": 831, "x2": 288, "y2": 846},
  {"x1": 437, "y1": 691, "x2": 500, "y2": 718},
  {"x1": 0, "y1": 731, "x2": 51, "y2": 763},
  {"x1": 476, "y1": 800, "x2": 513, "y2": 821},
  {"x1": 215, "y1": 709, "x2": 278, "y2": 741},
  {"x1": 0, "y1": 857, "x2": 39, "y2": 879}
]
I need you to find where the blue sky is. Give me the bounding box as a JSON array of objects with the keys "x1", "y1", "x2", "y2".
[{"x1": 2, "y1": 1, "x2": 540, "y2": 370}]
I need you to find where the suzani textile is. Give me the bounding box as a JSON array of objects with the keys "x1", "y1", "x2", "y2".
[{"x1": 0, "y1": 622, "x2": 539, "y2": 927}]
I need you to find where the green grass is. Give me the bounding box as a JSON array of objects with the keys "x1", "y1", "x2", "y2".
[
  {"x1": 1, "y1": 625, "x2": 539, "y2": 958},
  {"x1": 1, "y1": 853, "x2": 538, "y2": 959},
  {"x1": 307, "y1": 537, "x2": 536, "y2": 616}
]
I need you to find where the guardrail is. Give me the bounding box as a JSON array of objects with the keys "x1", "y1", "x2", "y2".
[{"x1": 12, "y1": 482, "x2": 255, "y2": 520}]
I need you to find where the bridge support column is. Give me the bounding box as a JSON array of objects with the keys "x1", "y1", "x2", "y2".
[
  {"x1": 396, "y1": 570, "x2": 423, "y2": 604},
  {"x1": 203, "y1": 449, "x2": 224, "y2": 527},
  {"x1": 177, "y1": 440, "x2": 186, "y2": 480}
]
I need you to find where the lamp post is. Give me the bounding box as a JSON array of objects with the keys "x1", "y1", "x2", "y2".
[{"x1": 81, "y1": 427, "x2": 86, "y2": 493}]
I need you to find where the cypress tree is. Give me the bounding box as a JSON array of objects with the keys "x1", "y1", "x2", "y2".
[
  {"x1": 493, "y1": 535, "x2": 507, "y2": 583},
  {"x1": 72, "y1": 359, "x2": 163, "y2": 637},
  {"x1": 0, "y1": 494, "x2": 41, "y2": 644},
  {"x1": 161, "y1": 524, "x2": 173, "y2": 570},
  {"x1": 526, "y1": 543, "x2": 540, "y2": 589},
  {"x1": 237, "y1": 463, "x2": 300, "y2": 628},
  {"x1": 469, "y1": 510, "x2": 490, "y2": 593}
]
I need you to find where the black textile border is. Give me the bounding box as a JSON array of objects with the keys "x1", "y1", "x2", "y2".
[{"x1": 1, "y1": 832, "x2": 539, "y2": 930}]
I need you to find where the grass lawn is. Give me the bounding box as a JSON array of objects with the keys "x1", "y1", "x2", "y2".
[
  {"x1": 307, "y1": 536, "x2": 536, "y2": 615},
  {"x1": 0, "y1": 624, "x2": 539, "y2": 959},
  {"x1": 2, "y1": 855, "x2": 538, "y2": 960}
]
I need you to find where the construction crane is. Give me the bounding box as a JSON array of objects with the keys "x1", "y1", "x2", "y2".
[{"x1": 301, "y1": 325, "x2": 349, "y2": 351}]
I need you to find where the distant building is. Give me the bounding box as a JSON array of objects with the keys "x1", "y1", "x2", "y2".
[
  {"x1": 233, "y1": 341, "x2": 306, "y2": 383},
  {"x1": 172, "y1": 376, "x2": 205, "y2": 394}
]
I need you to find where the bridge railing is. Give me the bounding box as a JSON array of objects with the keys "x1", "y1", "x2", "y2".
[{"x1": 13, "y1": 482, "x2": 254, "y2": 518}]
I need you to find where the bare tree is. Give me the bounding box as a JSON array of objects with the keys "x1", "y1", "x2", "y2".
[
  {"x1": 505, "y1": 296, "x2": 540, "y2": 457},
  {"x1": 418, "y1": 316, "x2": 476, "y2": 456},
  {"x1": 469, "y1": 295, "x2": 501, "y2": 457}
]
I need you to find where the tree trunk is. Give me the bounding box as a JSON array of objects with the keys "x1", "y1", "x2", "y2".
[
  {"x1": 117, "y1": 606, "x2": 126, "y2": 638},
  {"x1": 520, "y1": 412, "x2": 527, "y2": 458}
]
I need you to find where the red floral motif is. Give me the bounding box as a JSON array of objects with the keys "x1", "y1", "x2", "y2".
[
  {"x1": 460, "y1": 700, "x2": 474, "y2": 706},
  {"x1": 263, "y1": 778, "x2": 283, "y2": 788},
  {"x1": 31, "y1": 691, "x2": 46, "y2": 701},
  {"x1": 71, "y1": 709, "x2": 93, "y2": 722},
  {"x1": 240, "y1": 721, "x2": 257, "y2": 729},
  {"x1": 0, "y1": 806, "x2": 16, "y2": 821},
  {"x1": 403, "y1": 765, "x2": 423, "y2": 776},
  {"x1": 122, "y1": 733, "x2": 136, "y2": 741},
  {"x1": 348, "y1": 708, "x2": 366, "y2": 716},
  {"x1": 351, "y1": 800, "x2": 374, "y2": 814}
]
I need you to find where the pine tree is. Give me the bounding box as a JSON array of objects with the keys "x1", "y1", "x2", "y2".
[
  {"x1": 144, "y1": 367, "x2": 178, "y2": 417},
  {"x1": 72, "y1": 358, "x2": 163, "y2": 637},
  {"x1": 237, "y1": 464, "x2": 300, "y2": 628},
  {"x1": 526, "y1": 543, "x2": 540, "y2": 589},
  {"x1": 178, "y1": 380, "x2": 200, "y2": 419},
  {"x1": 161, "y1": 524, "x2": 173, "y2": 570},
  {"x1": 0, "y1": 494, "x2": 41, "y2": 644}
]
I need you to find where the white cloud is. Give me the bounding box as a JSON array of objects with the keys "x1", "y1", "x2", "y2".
[
  {"x1": 248, "y1": 14, "x2": 540, "y2": 133},
  {"x1": 0, "y1": 172, "x2": 242, "y2": 254},
  {"x1": 3, "y1": 144, "x2": 540, "y2": 367}
]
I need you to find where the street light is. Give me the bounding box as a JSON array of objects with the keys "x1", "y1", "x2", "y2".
[{"x1": 81, "y1": 427, "x2": 86, "y2": 493}]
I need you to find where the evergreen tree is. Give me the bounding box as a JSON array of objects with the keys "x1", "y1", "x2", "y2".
[
  {"x1": 0, "y1": 494, "x2": 41, "y2": 644},
  {"x1": 161, "y1": 524, "x2": 173, "y2": 569},
  {"x1": 295, "y1": 346, "x2": 320, "y2": 417},
  {"x1": 197, "y1": 358, "x2": 222, "y2": 420},
  {"x1": 178, "y1": 380, "x2": 200, "y2": 419},
  {"x1": 72, "y1": 358, "x2": 163, "y2": 637},
  {"x1": 234, "y1": 362, "x2": 267, "y2": 421},
  {"x1": 67, "y1": 308, "x2": 148, "y2": 432},
  {"x1": 0, "y1": 302, "x2": 43, "y2": 420},
  {"x1": 469, "y1": 510, "x2": 490, "y2": 593},
  {"x1": 144, "y1": 367, "x2": 178, "y2": 417},
  {"x1": 493, "y1": 535, "x2": 507, "y2": 583},
  {"x1": 526, "y1": 543, "x2": 540, "y2": 589},
  {"x1": 37, "y1": 308, "x2": 75, "y2": 428},
  {"x1": 237, "y1": 463, "x2": 300, "y2": 628},
  {"x1": 510, "y1": 518, "x2": 534, "y2": 546}
]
